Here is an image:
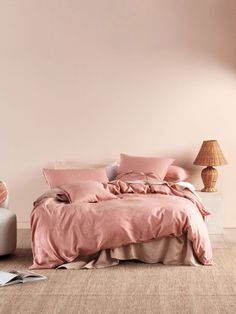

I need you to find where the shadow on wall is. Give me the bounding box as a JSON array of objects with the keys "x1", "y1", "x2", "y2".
[{"x1": 10, "y1": 163, "x2": 53, "y2": 222}]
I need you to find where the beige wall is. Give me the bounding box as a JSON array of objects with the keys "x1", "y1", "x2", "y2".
[{"x1": 0, "y1": 0, "x2": 236, "y2": 228}]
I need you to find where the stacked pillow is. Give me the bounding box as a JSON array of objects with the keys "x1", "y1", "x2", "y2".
[
  {"x1": 43, "y1": 167, "x2": 113, "y2": 203},
  {"x1": 54, "y1": 160, "x2": 117, "y2": 181},
  {"x1": 43, "y1": 167, "x2": 108, "y2": 189},
  {"x1": 116, "y1": 153, "x2": 190, "y2": 182},
  {"x1": 117, "y1": 153, "x2": 174, "y2": 181},
  {"x1": 43, "y1": 154, "x2": 190, "y2": 191}
]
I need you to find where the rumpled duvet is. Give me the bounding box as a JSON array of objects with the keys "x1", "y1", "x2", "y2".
[{"x1": 30, "y1": 180, "x2": 213, "y2": 269}]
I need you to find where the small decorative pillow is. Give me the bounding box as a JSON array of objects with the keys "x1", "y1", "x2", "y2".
[
  {"x1": 43, "y1": 168, "x2": 108, "y2": 188},
  {"x1": 60, "y1": 181, "x2": 117, "y2": 203},
  {"x1": 118, "y1": 154, "x2": 174, "y2": 181},
  {"x1": 164, "y1": 165, "x2": 190, "y2": 182}
]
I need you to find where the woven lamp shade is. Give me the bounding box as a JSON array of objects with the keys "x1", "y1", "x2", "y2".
[{"x1": 193, "y1": 140, "x2": 227, "y2": 166}]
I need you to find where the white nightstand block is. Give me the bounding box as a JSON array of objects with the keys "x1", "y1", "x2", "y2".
[{"x1": 195, "y1": 191, "x2": 223, "y2": 235}]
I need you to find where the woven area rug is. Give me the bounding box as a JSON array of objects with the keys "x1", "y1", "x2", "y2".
[{"x1": 0, "y1": 242, "x2": 236, "y2": 314}]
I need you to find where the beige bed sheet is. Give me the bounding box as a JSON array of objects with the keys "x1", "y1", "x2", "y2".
[{"x1": 58, "y1": 234, "x2": 200, "y2": 269}]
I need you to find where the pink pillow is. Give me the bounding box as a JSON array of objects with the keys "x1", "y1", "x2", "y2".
[
  {"x1": 60, "y1": 181, "x2": 117, "y2": 203},
  {"x1": 116, "y1": 172, "x2": 158, "y2": 181},
  {"x1": 43, "y1": 168, "x2": 108, "y2": 188},
  {"x1": 164, "y1": 165, "x2": 190, "y2": 182},
  {"x1": 118, "y1": 154, "x2": 174, "y2": 180}
]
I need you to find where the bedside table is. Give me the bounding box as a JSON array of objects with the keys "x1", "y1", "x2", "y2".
[{"x1": 195, "y1": 191, "x2": 223, "y2": 235}]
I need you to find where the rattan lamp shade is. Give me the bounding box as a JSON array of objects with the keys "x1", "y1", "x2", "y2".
[
  {"x1": 193, "y1": 140, "x2": 227, "y2": 192},
  {"x1": 193, "y1": 140, "x2": 227, "y2": 166}
]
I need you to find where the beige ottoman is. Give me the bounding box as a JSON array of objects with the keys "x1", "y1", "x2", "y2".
[{"x1": 0, "y1": 208, "x2": 17, "y2": 255}]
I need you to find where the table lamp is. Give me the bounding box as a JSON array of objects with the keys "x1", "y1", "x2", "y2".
[{"x1": 193, "y1": 140, "x2": 227, "y2": 192}]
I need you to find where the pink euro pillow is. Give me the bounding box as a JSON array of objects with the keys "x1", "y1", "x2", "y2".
[
  {"x1": 116, "y1": 172, "x2": 159, "y2": 181},
  {"x1": 164, "y1": 165, "x2": 190, "y2": 182},
  {"x1": 43, "y1": 168, "x2": 108, "y2": 189},
  {"x1": 60, "y1": 181, "x2": 117, "y2": 203},
  {"x1": 118, "y1": 153, "x2": 174, "y2": 181}
]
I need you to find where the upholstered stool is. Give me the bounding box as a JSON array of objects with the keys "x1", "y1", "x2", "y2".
[
  {"x1": 0, "y1": 181, "x2": 17, "y2": 256},
  {"x1": 0, "y1": 208, "x2": 17, "y2": 255}
]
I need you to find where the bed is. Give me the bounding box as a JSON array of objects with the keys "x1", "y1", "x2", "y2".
[{"x1": 30, "y1": 154, "x2": 213, "y2": 269}]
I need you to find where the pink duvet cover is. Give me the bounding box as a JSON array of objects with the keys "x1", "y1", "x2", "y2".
[{"x1": 30, "y1": 181, "x2": 213, "y2": 269}]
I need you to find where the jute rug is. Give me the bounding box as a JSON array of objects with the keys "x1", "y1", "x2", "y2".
[{"x1": 0, "y1": 235, "x2": 236, "y2": 314}]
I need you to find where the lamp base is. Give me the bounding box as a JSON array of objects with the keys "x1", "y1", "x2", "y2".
[
  {"x1": 201, "y1": 187, "x2": 217, "y2": 192},
  {"x1": 201, "y1": 166, "x2": 218, "y2": 193}
]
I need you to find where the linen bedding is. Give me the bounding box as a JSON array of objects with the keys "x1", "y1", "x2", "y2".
[{"x1": 30, "y1": 180, "x2": 213, "y2": 269}]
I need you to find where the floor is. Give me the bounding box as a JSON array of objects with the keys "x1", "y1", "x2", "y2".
[{"x1": 0, "y1": 229, "x2": 235, "y2": 314}]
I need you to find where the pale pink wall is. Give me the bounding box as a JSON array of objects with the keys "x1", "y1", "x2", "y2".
[{"x1": 0, "y1": 0, "x2": 236, "y2": 228}]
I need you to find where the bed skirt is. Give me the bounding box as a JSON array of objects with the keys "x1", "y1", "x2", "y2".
[{"x1": 58, "y1": 234, "x2": 200, "y2": 269}]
